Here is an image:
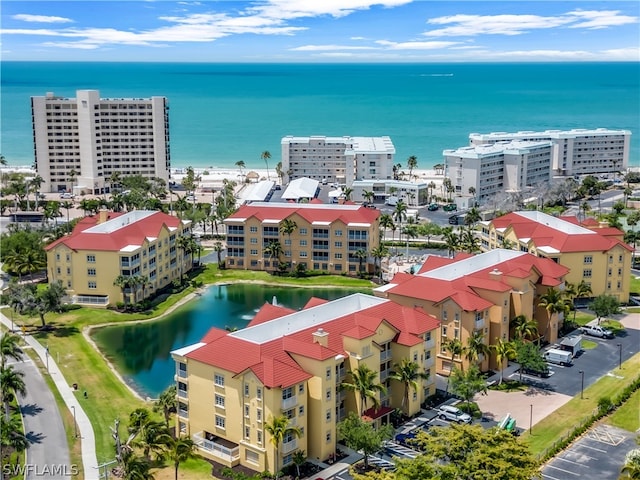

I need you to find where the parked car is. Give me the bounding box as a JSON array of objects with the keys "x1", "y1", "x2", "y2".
[
  {"x1": 60, "y1": 192, "x2": 74, "y2": 199},
  {"x1": 185, "y1": 194, "x2": 196, "y2": 202},
  {"x1": 427, "y1": 203, "x2": 439, "y2": 211},
  {"x1": 580, "y1": 324, "x2": 614, "y2": 339},
  {"x1": 443, "y1": 203, "x2": 457, "y2": 211},
  {"x1": 544, "y1": 348, "x2": 573, "y2": 366},
  {"x1": 520, "y1": 364, "x2": 551, "y2": 378},
  {"x1": 438, "y1": 405, "x2": 472, "y2": 424}
]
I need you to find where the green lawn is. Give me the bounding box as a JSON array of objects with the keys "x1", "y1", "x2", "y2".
[
  {"x1": 630, "y1": 274, "x2": 640, "y2": 296},
  {"x1": 573, "y1": 311, "x2": 596, "y2": 326},
  {"x1": 581, "y1": 339, "x2": 598, "y2": 350},
  {"x1": 607, "y1": 387, "x2": 640, "y2": 433},
  {"x1": 525, "y1": 353, "x2": 640, "y2": 457}
]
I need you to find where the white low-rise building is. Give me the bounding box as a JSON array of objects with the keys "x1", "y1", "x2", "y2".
[
  {"x1": 281, "y1": 135, "x2": 395, "y2": 186},
  {"x1": 469, "y1": 128, "x2": 631, "y2": 177},
  {"x1": 350, "y1": 179, "x2": 429, "y2": 207}
]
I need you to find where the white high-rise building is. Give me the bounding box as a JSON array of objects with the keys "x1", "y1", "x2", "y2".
[
  {"x1": 281, "y1": 135, "x2": 395, "y2": 186},
  {"x1": 443, "y1": 140, "x2": 552, "y2": 204},
  {"x1": 469, "y1": 128, "x2": 631, "y2": 177},
  {"x1": 31, "y1": 90, "x2": 170, "y2": 193}
]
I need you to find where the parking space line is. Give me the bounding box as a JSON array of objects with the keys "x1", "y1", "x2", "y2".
[
  {"x1": 556, "y1": 457, "x2": 590, "y2": 467},
  {"x1": 546, "y1": 464, "x2": 580, "y2": 476},
  {"x1": 575, "y1": 443, "x2": 607, "y2": 453},
  {"x1": 542, "y1": 473, "x2": 565, "y2": 480}
]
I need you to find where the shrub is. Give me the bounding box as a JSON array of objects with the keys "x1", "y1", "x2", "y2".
[{"x1": 597, "y1": 396, "x2": 613, "y2": 414}]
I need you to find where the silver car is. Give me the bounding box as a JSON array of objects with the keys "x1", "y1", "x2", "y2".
[{"x1": 438, "y1": 405, "x2": 472, "y2": 424}]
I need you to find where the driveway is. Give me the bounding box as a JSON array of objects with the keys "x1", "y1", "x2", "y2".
[
  {"x1": 13, "y1": 358, "x2": 72, "y2": 480},
  {"x1": 541, "y1": 424, "x2": 636, "y2": 480}
]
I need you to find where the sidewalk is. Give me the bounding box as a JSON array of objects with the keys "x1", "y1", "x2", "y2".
[
  {"x1": 308, "y1": 446, "x2": 363, "y2": 480},
  {"x1": 0, "y1": 311, "x2": 100, "y2": 479}
]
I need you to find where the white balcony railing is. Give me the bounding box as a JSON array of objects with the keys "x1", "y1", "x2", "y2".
[
  {"x1": 193, "y1": 432, "x2": 240, "y2": 462},
  {"x1": 379, "y1": 368, "x2": 389, "y2": 381},
  {"x1": 177, "y1": 370, "x2": 187, "y2": 379},
  {"x1": 178, "y1": 408, "x2": 188, "y2": 419},
  {"x1": 177, "y1": 389, "x2": 188, "y2": 399},
  {"x1": 281, "y1": 396, "x2": 297, "y2": 410},
  {"x1": 380, "y1": 349, "x2": 392, "y2": 362},
  {"x1": 474, "y1": 319, "x2": 485, "y2": 331},
  {"x1": 282, "y1": 439, "x2": 298, "y2": 454},
  {"x1": 424, "y1": 338, "x2": 436, "y2": 350},
  {"x1": 424, "y1": 357, "x2": 434, "y2": 369}
]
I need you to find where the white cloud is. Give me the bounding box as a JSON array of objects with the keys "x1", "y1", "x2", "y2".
[
  {"x1": 246, "y1": 0, "x2": 413, "y2": 20},
  {"x1": 424, "y1": 10, "x2": 638, "y2": 37},
  {"x1": 350, "y1": 36, "x2": 367, "y2": 40},
  {"x1": 13, "y1": 14, "x2": 73, "y2": 24},
  {"x1": 375, "y1": 40, "x2": 460, "y2": 50},
  {"x1": 290, "y1": 44, "x2": 376, "y2": 51}
]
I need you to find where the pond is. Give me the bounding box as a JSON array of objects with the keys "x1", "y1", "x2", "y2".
[{"x1": 92, "y1": 284, "x2": 370, "y2": 398}]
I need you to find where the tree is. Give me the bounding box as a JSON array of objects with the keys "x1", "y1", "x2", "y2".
[
  {"x1": 261, "y1": 151, "x2": 272, "y2": 180},
  {"x1": 264, "y1": 415, "x2": 301, "y2": 478},
  {"x1": 343, "y1": 187, "x2": 353, "y2": 201},
  {"x1": 379, "y1": 213, "x2": 395, "y2": 243},
  {"x1": 67, "y1": 168, "x2": 78, "y2": 194},
  {"x1": 449, "y1": 365, "x2": 487, "y2": 409},
  {"x1": 337, "y1": 412, "x2": 393, "y2": 470},
  {"x1": 122, "y1": 454, "x2": 155, "y2": 480},
  {"x1": 292, "y1": 450, "x2": 306, "y2": 478},
  {"x1": 514, "y1": 340, "x2": 546, "y2": 382},
  {"x1": 153, "y1": 385, "x2": 177, "y2": 428},
  {"x1": 491, "y1": 339, "x2": 516, "y2": 385},
  {"x1": 590, "y1": 294, "x2": 620, "y2": 324},
  {"x1": 388, "y1": 424, "x2": 539, "y2": 480},
  {"x1": 235, "y1": 160, "x2": 246, "y2": 181},
  {"x1": 263, "y1": 240, "x2": 284, "y2": 270},
  {"x1": 389, "y1": 358, "x2": 429, "y2": 415},
  {"x1": 341, "y1": 364, "x2": 386, "y2": 414},
  {"x1": 114, "y1": 275, "x2": 133, "y2": 305},
  {"x1": 354, "y1": 248, "x2": 368, "y2": 274},
  {"x1": 510, "y1": 314, "x2": 539, "y2": 343},
  {"x1": 442, "y1": 227, "x2": 460, "y2": 258},
  {"x1": 133, "y1": 419, "x2": 171, "y2": 463},
  {"x1": 279, "y1": 219, "x2": 297, "y2": 270},
  {"x1": 370, "y1": 244, "x2": 389, "y2": 278},
  {"x1": 275, "y1": 161, "x2": 284, "y2": 184},
  {"x1": 393, "y1": 201, "x2": 408, "y2": 245},
  {"x1": 407, "y1": 155, "x2": 418, "y2": 180},
  {"x1": 418, "y1": 222, "x2": 441, "y2": 245},
  {"x1": 362, "y1": 189, "x2": 374, "y2": 204},
  {"x1": 621, "y1": 448, "x2": 640, "y2": 479},
  {"x1": 1, "y1": 415, "x2": 29, "y2": 468},
  {"x1": 1, "y1": 365, "x2": 26, "y2": 421},
  {"x1": 464, "y1": 330, "x2": 490, "y2": 368},
  {"x1": 30, "y1": 175, "x2": 44, "y2": 211},
  {"x1": 442, "y1": 338, "x2": 464, "y2": 392},
  {"x1": 538, "y1": 287, "x2": 567, "y2": 343},
  {"x1": 0, "y1": 333, "x2": 23, "y2": 369}
]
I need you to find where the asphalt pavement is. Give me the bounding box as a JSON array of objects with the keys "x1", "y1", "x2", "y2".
[{"x1": 12, "y1": 358, "x2": 72, "y2": 480}]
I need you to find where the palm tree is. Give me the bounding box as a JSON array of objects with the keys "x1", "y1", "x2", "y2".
[
  {"x1": 67, "y1": 168, "x2": 78, "y2": 195},
  {"x1": 389, "y1": 358, "x2": 429, "y2": 415},
  {"x1": 263, "y1": 240, "x2": 284, "y2": 271},
  {"x1": 510, "y1": 315, "x2": 539, "y2": 343},
  {"x1": 407, "y1": 155, "x2": 418, "y2": 180},
  {"x1": 235, "y1": 160, "x2": 246, "y2": 182},
  {"x1": 340, "y1": 364, "x2": 386, "y2": 414},
  {"x1": 370, "y1": 245, "x2": 389, "y2": 278},
  {"x1": 176, "y1": 236, "x2": 192, "y2": 281},
  {"x1": 60, "y1": 200, "x2": 73, "y2": 233},
  {"x1": 491, "y1": 339, "x2": 516, "y2": 385},
  {"x1": 133, "y1": 420, "x2": 171, "y2": 462},
  {"x1": 166, "y1": 435, "x2": 197, "y2": 480},
  {"x1": 573, "y1": 280, "x2": 593, "y2": 319},
  {"x1": 279, "y1": 219, "x2": 297, "y2": 271},
  {"x1": 264, "y1": 415, "x2": 302, "y2": 478},
  {"x1": 342, "y1": 187, "x2": 353, "y2": 202},
  {"x1": 292, "y1": 450, "x2": 306, "y2": 478},
  {"x1": 0, "y1": 334, "x2": 23, "y2": 369},
  {"x1": 442, "y1": 227, "x2": 460, "y2": 258},
  {"x1": 113, "y1": 275, "x2": 133, "y2": 306},
  {"x1": 261, "y1": 151, "x2": 272, "y2": 180},
  {"x1": 468, "y1": 186, "x2": 476, "y2": 205},
  {"x1": 153, "y1": 385, "x2": 177, "y2": 428},
  {"x1": 538, "y1": 287, "x2": 568, "y2": 344},
  {"x1": 443, "y1": 338, "x2": 464, "y2": 392},
  {"x1": 1, "y1": 415, "x2": 29, "y2": 468},
  {"x1": 621, "y1": 449, "x2": 640, "y2": 479},
  {"x1": 1, "y1": 365, "x2": 27, "y2": 420},
  {"x1": 354, "y1": 248, "x2": 368, "y2": 274},
  {"x1": 379, "y1": 213, "x2": 394, "y2": 243},
  {"x1": 213, "y1": 241, "x2": 224, "y2": 268},
  {"x1": 393, "y1": 200, "x2": 408, "y2": 252},
  {"x1": 122, "y1": 453, "x2": 155, "y2": 480},
  {"x1": 275, "y1": 161, "x2": 284, "y2": 185},
  {"x1": 30, "y1": 174, "x2": 44, "y2": 211},
  {"x1": 464, "y1": 330, "x2": 490, "y2": 369},
  {"x1": 362, "y1": 190, "x2": 374, "y2": 204}
]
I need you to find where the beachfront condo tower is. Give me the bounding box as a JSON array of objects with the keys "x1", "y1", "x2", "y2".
[
  {"x1": 281, "y1": 136, "x2": 395, "y2": 186},
  {"x1": 31, "y1": 90, "x2": 170, "y2": 194},
  {"x1": 468, "y1": 128, "x2": 631, "y2": 178}
]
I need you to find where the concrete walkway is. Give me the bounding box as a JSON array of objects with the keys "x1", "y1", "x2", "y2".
[
  {"x1": 308, "y1": 446, "x2": 363, "y2": 480},
  {"x1": 1, "y1": 312, "x2": 99, "y2": 479}
]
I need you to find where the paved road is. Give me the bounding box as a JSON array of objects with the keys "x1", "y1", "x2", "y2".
[{"x1": 12, "y1": 358, "x2": 72, "y2": 480}]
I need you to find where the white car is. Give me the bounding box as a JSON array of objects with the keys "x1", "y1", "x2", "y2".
[
  {"x1": 438, "y1": 405, "x2": 472, "y2": 424},
  {"x1": 60, "y1": 192, "x2": 74, "y2": 199},
  {"x1": 185, "y1": 195, "x2": 196, "y2": 202},
  {"x1": 580, "y1": 324, "x2": 614, "y2": 339}
]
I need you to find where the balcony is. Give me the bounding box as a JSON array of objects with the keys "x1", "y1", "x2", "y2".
[
  {"x1": 177, "y1": 388, "x2": 188, "y2": 399},
  {"x1": 178, "y1": 408, "x2": 189, "y2": 419},
  {"x1": 474, "y1": 319, "x2": 485, "y2": 331},
  {"x1": 177, "y1": 369, "x2": 187, "y2": 379},
  {"x1": 193, "y1": 432, "x2": 240, "y2": 462},
  {"x1": 281, "y1": 396, "x2": 297, "y2": 410},
  {"x1": 424, "y1": 357, "x2": 434, "y2": 369},
  {"x1": 424, "y1": 338, "x2": 436, "y2": 350},
  {"x1": 282, "y1": 439, "x2": 298, "y2": 454},
  {"x1": 380, "y1": 368, "x2": 390, "y2": 382},
  {"x1": 380, "y1": 349, "x2": 392, "y2": 362}
]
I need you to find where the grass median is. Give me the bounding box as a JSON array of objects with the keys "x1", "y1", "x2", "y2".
[{"x1": 525, "y1": 352, "x2": 640, "y2": 457}]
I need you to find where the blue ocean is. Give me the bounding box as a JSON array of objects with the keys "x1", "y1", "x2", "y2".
[{"x1": 1, "y1": 62, "x2": 638, "y2": 169}]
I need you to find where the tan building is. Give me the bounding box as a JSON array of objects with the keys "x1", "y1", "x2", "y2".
[
  {"x1": 224, "y1": 203, "x2": 380, "y2": 275},
  {"x1": 479, "y1": 211, "x2": 632, "y2": 302},
  {"x1": 45, "y1": 210, "x2": 193, "y2": 307},
  {"x1": 171, "y1": 293, "x2": 439, "y2": 473},
  {"x1": 375, "y1": 249, "x2": 569, "y2": 374}
]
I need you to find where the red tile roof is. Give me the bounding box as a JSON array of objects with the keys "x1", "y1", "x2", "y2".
[
  {"x1": 247, "y1": 303, "x2": 296, "y2": 327},
  {"x1": 45, "y1": 211, "x2": 185, "y2": 252},
  {"x1": 303, "y1": 297, "x2": 329, "y2": 309},
  {"x1": 362, "y1": 406, "x2": 394, "y2": 421},
  {"x1": 185, "y1": 297, "x2": 439, "y2": 387},
  {"x1": 226, "y1": 203, "x2": 379, "y2": 226}
]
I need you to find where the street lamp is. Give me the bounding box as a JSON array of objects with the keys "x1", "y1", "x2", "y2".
[
  {"x1": 71, "y1": 405, "x2": 77, "y2": 438},
  {"x1": 616, "y1": 343, "x2": 622, "y2": 370},
  {"x1": 529, "y1": 404, "x2": 533, "y2": 434},
  {"x1": 45, "y1": 345, "x2": 49, "y2": 372},
  {"x1": 579, "y1": 370, "x2": 585, "y2": 399}
]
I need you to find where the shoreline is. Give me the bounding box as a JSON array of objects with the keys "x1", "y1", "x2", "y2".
[{"x1": 84, "y1": 279, "x2": 374, "y2": 400}]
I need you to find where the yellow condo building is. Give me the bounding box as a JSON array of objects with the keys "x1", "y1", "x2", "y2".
[
  {"x1": 375, "y1": 249, "x2": 570, "y2": 374},
  {"x1": 171, "y1": 293, "x2": 439, "y2": 474},
  {"x1": 223, "y1": 203, "x2": 380, "y2": 275},
  {"x1": 479, "y1": 211, "x2": 632, "y2": 302},
  {"x1": 45, "y1": 210, "x2": 193, "y2": 307}
]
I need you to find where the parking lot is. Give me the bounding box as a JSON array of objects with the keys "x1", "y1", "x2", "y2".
[{"x1": 541, "y1": 425, "x2": 636, "y2": 480}]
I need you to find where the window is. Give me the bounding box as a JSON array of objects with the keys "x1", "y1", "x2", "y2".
[
  {"x1": 257, "y1": 387, "x2": 262, "y2": 400},
  {"x1": 257, "y1": 431, "x2": 262, "y2": 444},
  {"x1": 442, "y1": 310, "x2": 448, "y2": 320},
  {"x1": 282, "y1": 387, "x2": 293, "y2": 400},
  {"x1": 608, "y1": 268, "x2": 612, "y2": 276},
  {"x1": 244, "y1": 384, "x2": 250, "y2": 397},
  {"x1": 298, "y1": 384, "x2": 305, "y2": 394},
  {"x1": 326, "y1": 432, "x2": 331, "y2": 443},
  {"x1": 298, "y1": 405, "x2": 304, "y2": 416},
  {"x1": 245, "y1": 426, "x2": 250, "y2": 439},
  {"x1": 215, "y1": 415, "x2": 225, "y2": 429},
  {"x1": 214, "y1": 374, "x2": 225, "y2": 387},
  {"x1": 326, "y1": 410, "x2": 331, "y2": 422},
  {"x1": 299, "y1": 228, "x2": 307, "y2": 235},
  {"x1": 244, "y1": 404, "x2": 250, "y2": 417},
  {"x1": 56, "y1": 253, "x2": 60, "y2": 261},
  {"x1": 250, "y1": 238, "x2": 257, "y2": 244},
  {"x1": 583, "y1": 269, "x2": 592, "y2": 278},
  {"x1": 300, "y1": 240, "x2": 307, "y2": 246},
  {"x1": 87, "y1": 268, "x2": 96, "y2": 276},
  {"x1": 335, "y1": 230, "x2": 342, "y2": 236},
  {"x1": 413, "y1": 352, "x2": 418, "y2": 362},
  {"x1": 249, "y1": 226, "x2": 258, "y2": 233},
  {"x1": 87, "y1": 255, "x2": 96, "y2": 263},
  {"x1": 256, "y1": 409, "x2": 262, "y2": 422},
  {"x1": 584, "y1": 255, "x2": 593, "y2": 264},
  {"x1": 215, "y1": 395, "x2": 225, "y2": 408},
  {"x1": 88, "y1": 281, "x2": 97, "y2": 289},
  {"x1": 334, "y1": 241, "x2": 342, "y2": 248},
  {"x1": 250, "y1": 249, "x2": 258, "y2": 255},
  {"x1": 326, "y1": 389, "x2": 331, "y2": 400},
  {"x1": 56, "y1": 267, "x2": 61, "y2": 274},
  {"x1": 413, "y1": 392, "x2": 418, "y2": 401}
]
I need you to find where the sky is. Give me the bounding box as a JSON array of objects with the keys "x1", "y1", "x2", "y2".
[{"x1": 1, "y1": 1, "x2": 639, "y2": 62}]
